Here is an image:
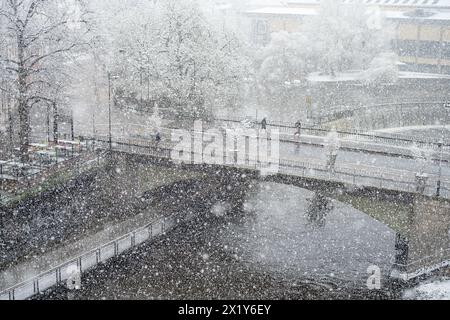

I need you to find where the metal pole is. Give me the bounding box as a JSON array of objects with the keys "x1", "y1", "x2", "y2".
[
  {"x1": 437, "y1": 142, "x2": 443, "y2": 198},
  {"x1": 7, "y1": 95, "x2": 13, "y2": 155},
  {"x1": 108, "y1": 72, "x2": 112, "y2": 152},
  {"x1": 53, "y1": 101, "x2": 58, "y2": 145},
  {"x1": 436, "y1": 104, "x2": 449, "y2": 197},
  {"x1": 70, "y1": 110, "x2": 74, "y2": 141},
  {"x1": 147, "y1": 68, "x2": 150, "y2": 101},
  {"x1": 140, "y1": 69, "x2": 143, "y2": 104}
]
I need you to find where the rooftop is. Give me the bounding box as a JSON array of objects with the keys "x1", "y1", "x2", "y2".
[
  {"x1": 286, "y1": 0, "x2": 450, "y2": 9},
  {"x1": 246, "y1": 6, "x2": 450, "y2": 21}
]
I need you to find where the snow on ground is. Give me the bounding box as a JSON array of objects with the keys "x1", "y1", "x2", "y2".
[{"x1": 404, "y1": 278, "x2": 450, "y2": 300}]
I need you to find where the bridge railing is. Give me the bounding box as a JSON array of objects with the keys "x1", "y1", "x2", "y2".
[
  {"x1": 349, "y1": 102, "x2": 449, "y2": 134},
  {"x1": 392, "y1": 248, "x2": 450, "y2": 281},
  {"x1": 278, "y1": 159, "x2": 450, "y2": 197},
  {"x1": 85, "y1": 124, "x2": 450, "y2": 165},
  {"x1": 0, "y1": 213, "x2": 179, "y2": 300},
  {"x1": 215, "y1": 106, "x2": 450, "y2": 150},
  {"x1": 87, "y1": 136, "x2": 450, "y2": 199},
  {"x1": 90, "y1": 109, "x2": 450, "y2": 150}
]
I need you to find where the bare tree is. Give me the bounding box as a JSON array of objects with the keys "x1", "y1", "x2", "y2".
[{"x1": 0, "y1": 0, "x2": 90, "y2": 162}]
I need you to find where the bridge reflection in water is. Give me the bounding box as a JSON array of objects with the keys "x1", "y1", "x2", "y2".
[
  {"x1": 223, "y1": 183, "x2": 450, "y2": 284},
  {"x1": 219, "y1": 183, "x2": 397, "y2": 284}
]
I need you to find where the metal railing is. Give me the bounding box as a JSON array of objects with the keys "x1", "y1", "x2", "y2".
[
  {"x1": 86, "y1": 136, "x2": 450, "y2": 199},
  {"x1": 84, "y1": 122, "x2": 450, "y2": 164},
  {"x1": 273, "y1": 101, "x2": 448, "y2": 129},
  {"x1": 0, "y1": 150, "x2": 107, "y2": 206},
  {"x1": 391, "y1": 248, "x2": 450, "y2": 281},
  {"x1": 0, "y1": 139, "x2": 94, "y2": 183},
  {"x1": 215, "y1": 115, "x2": 450, "y2": 150},
  {"x1": 88, "y1": 105, "x2": 450, "y2": 149},
  {"x1": 0, "y1": 213, "x2": 178, "y2": 300}
]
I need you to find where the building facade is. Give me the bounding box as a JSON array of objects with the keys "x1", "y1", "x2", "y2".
[{"x1": 246, "y1": 0, "x2": 450, "y2": 73}]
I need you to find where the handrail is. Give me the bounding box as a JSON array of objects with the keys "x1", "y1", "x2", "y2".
[
  {"x1": 87, "y1": 136, "x2": 450, "y2": 198},
  {"x1": 76, "y1": 103, "x2": 450, "y2": 147},
  {"x1": 0, "y1": 150, "x2": 107, "y2": 206},
  {"x1": 0, "y1": 211, "x2": 178, "y2": 300},
  {"x1": 215, "y1": 116, "x2": 450, "y2": 148},
  {"x1": 76, "y1": 124, "x2": 450, "y2": 165}
]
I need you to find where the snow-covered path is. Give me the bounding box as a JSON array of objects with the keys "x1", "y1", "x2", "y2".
[{"x1": 0, "y1": 205, "x2": 164, "y2": 292}]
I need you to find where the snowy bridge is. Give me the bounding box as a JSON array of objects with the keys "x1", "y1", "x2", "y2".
[
  {"x1": 2, "y1": 119, "x2": 450, "y2": 300},
  {"x1": 86, "y1": 127, "x2": 450, "y2": 200},
  {"x1": 92, "y1": 134, "x2": 450, "y2": 283},
  {"x1": 2, "y1": 133, "x2": 449, "y2": 300}
]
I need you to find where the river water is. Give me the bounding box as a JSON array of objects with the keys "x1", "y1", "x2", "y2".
[{"x1": 37, "y1": 181, "x2": 436, "y2": 300}]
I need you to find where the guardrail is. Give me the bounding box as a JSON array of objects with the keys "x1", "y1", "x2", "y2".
[
  {"x1": 87, "y1": 136, "x2": 450, "y2": 199},
  {"x1": 278, "y1": 159, "x2": 449, "y2": 198},
  {"x1": 80, "y1": 122, "x2": 450, "y2": 164},
  {"x1": 0, "y1": 150, "x2": 107, "y2": 206},
  {"x1": 0, "y1": 139, "x2": 94, "y2": 183},
  {"x1": 81, "y1": 105, "x2": 450, "y2": 149},
  {"x1": 0, "y1": 212, "x2": 179, "y2": 300},
  {"x1": 215, "y1": 115, "x2": 450, "y2": 150},
  {"x1": 268, "y1": 101, "x2": 449, "y2": 128},
  {"x1": 391, "y1": 248, "x2": 450, "y2": 281}
]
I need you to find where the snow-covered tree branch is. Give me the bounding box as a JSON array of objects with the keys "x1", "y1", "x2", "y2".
[{"x1": 0, "y1": 0, "x2": 91, "y2": 162}]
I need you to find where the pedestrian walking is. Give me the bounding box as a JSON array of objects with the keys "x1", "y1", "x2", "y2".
[
  {"x1": 294, "y1": 120, "x2": 302, "y2": 138},
  {"x1": 261, "y1": 118, "x2": 267, "y2": 130}
]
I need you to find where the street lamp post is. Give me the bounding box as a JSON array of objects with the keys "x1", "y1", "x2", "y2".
[
  {"x1": 106, "y1": 50, "x2": 126, "y2": 153},
  {"x1": 437, "y1": 140, "x2": 444, "y2": 198},
  {"x1": 108, "y1": 71, "x2": 112, "y2": 152},
  {"x1": 436, "y1": 103, "x2": 450, "y2": 198}
]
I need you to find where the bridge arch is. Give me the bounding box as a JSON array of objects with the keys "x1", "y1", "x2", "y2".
[
  {"x1": 260, "y1": 173, "x2": 450, "y2": 281},
  {"x1": 92, "y1": 131, "x2": 450, "y2": 281}
]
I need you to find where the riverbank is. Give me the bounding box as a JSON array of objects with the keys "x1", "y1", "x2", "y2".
[
  {"x1": 35, "y1": 182, "x2": 408, "y2": 300},
  {"x1": 0, "y1": 156, "x2": 202, "y2": 278},
  {"x1": 0, "y1": 156, "x2": 249, "y2": 295}
]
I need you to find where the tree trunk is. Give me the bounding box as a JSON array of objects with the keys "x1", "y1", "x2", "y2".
[
  {"x1": 17, "y1": 31, "x2": 30, "y2": 163},
  {"x1": 53, "y1": 101, "x2": 59, "y2": 144},
  {"x1": 7, "y1": 98, "x2": 14, "y2": 154},
  {"x1": 18, "y1": 100, "x2": 30, "y2": 163},
  {"x1": 70, "y1": 116, "x2": 74, "y2": 141},
  {"x1": 46, "y1": 104, "x2": 50, "y2": 143}
]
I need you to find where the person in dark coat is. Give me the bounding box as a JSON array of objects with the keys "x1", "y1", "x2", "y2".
[
  {"x1": 261, "y1": 118, "x2": 267, "y2": 130},
  {"x1": 155, "y1": 132, "x2": 161, "y2": 145},
  {"x1": 294, "y1": 120, "x2": 302, "y2": 137}
]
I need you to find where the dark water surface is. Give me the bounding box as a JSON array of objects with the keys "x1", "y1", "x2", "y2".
[{"x1": 37, "y1": 182, "x2": 407, "y2": 300}]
